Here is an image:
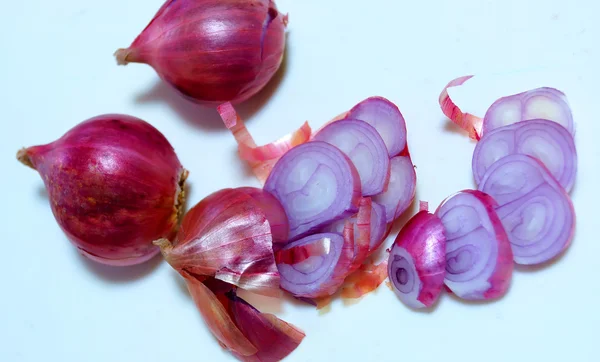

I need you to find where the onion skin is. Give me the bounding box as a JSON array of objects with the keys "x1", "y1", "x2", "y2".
[
  {"x1": 17, "y1": 114, "x2": 187, "y2": 266},
  {"x1": 438, "y1": 75, "x2": 482, "y2": 140},
  {"x1": 115, "y1": 0, "x2": 287, "y2": 105}
]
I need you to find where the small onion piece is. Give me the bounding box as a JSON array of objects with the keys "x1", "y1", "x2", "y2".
[
  {"x1": 387, "y1": 210, "x2": 446, "y2": 308},
  {"x1": 482, "y1": 87, "x2": 574, "y2": 136},
  {"x1": 472, "y1": 119, "x2": 577, "y2": 192},
  {"x1": 312, "y1": 119, "x2": 391, "y2": 196},
  {"x1": 264, "y1": 141, "x2": 361, "y2": 240},
  {"x1": 373, "y1": 156, "x2": 416, "y2": 223},
  {"x1": 435, "y1": 190, "x2": 513, "y2": 300},
  {"x1": 341, "y1": 260, "x2": 388, "y2": 299},
  {"x1": 478, "y1": 154, "x2": 576, "y2": 265},
  {"x1": 237, "y1": 187, "x2": 289, "y2": 244},
  {"x1": 276, "y1": 233, "x2": 353, "y2": 298},
  {"x1": 346, "y1": 96, "x2": 408, "y2": 157}
]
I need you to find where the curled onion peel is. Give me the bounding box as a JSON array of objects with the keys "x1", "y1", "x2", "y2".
[
  {"x1": 373, "y1": 156, "x2": 417, "y2": 223},
  {"x1": 276, "y1": 233, "x2": 353, "y2": 298},
  {"x1": 482, "y1": 87, "x2": 574, "y2": 136},
  {"x1": 435, "y1": 190, "x2": 513, "y2": 300},
  {"x1": 264, "y1": 141, "x2": 361, "y2": 240},
  {"x1": 346, "y1": 96, "x2": 408, "y2": 157},
  {"x1": 472, "y1": 119, "x2": 577, "y2": 192},
  {"x1": 115, "y1": 0, "x2": 288, "y2": 105},
  {"x1": 155, "y1": 187, "x2": 281, "y2": 297},
  {"x1": 438, "y1": 75, "x2": 483, "y2": 140},
  {"x1": 387, "y1": 209, "x2": 446, "y2": 308},
  {"x1": 312, "y1": 119, "x2": 391, "y2": 196},
  {"x1": 17, "y1": 114, "x2": 187, "y2": 266},
  {"x1": 183, "y1": 274, "x2": 304, "y2": 361},
  {"x1": 217, "y1": 102, "x2": 312, "y2": 184},
  {"x1": 478, "y1": 154, "x2": 576, "y2": 265}
]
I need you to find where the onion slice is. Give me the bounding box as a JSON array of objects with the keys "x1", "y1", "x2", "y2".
[
  {"x1": 435, "y1": 190, "x2": 513, "y2": 300},
  {"x1": 387, "y1": 209, "x2": 446, "y2": 308},
  {"x1": 438, "y1": 75, "x2": 483, "y2": 140},
  {"x1": 472, "y1": 119, "x2": 577, "y2": 192},
  {"x1": 373, "y1": 156, "x2": 416, "y2": 223},
  {"x1": 237, "y1": 187, "x2": 290, "y2": 244},
  {"x1": 217, "y1": 102, "x2": 312, "y2": 184},
  {"x1": 276, "y1": 233, "x2": 353, "y2": 298},
  {"x1": 346, "y1": 96, "x2": 409, "y2": 157},
  {"x1": 482, "y1": 87, "x2": 574, "y2": 136},
  {"x1": 264, "y1": 141, "x2": 361, "y2": 240},
  {"x1": 347, "y1": 197, "x2": 372, "y2": 272},
  {"x1": 312, "y1": 119, "x2": 391, "y2": 196},
  {"x1": 478, "y1": 154, "x2": 576, "y2": 265}
]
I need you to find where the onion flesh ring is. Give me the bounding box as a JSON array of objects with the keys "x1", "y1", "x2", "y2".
[{"x1": 373, "y1": 156, "x2": 416, "y2": 223}]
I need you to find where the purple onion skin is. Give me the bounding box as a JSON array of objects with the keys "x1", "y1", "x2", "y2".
[
  {"x1": 435, "y1": 190, "x2": 513, "y2": 300},
  {"x1": 478, "y1": 154, "x2": 576, "y2": 265},
  {"x1": 481, "y1": 87, "x2": 574, "y2": 137},
  {"x1": 388, "y1": 210, "x2": 446, "y2": 309},
  {"x1": 472, "y1": 119, "x2": 577, "y2": 192}
]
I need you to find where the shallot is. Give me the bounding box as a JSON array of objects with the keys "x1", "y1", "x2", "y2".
[
  {"x1": 478, "y1": 154, "x2": 576, "y2": 265},
  {"x1": 435, "y1": 190, "x2": 513, "y2": 300},
  {"x1": 115, "y1": 0, "x2": 287, "y2": 105},
  {"x1": 17, "y1": 114, "x2": 187, "y2": 266}
]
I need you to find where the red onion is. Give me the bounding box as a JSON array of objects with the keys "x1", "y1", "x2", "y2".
[
  {"x1": 435, "y1": 190, "x2": 513, "y2": 300},
  {"x1": 472, "y1": 119, "x2": 577, "y2": 192},
  {"x1": 312, "y1": 119, "x2": 390, "y2": 196},
  {"x1": 264, "y1": 141, "x2": 362, "y2": 240},
  {"x1": 373, "y1": 156, "x2": 417, "y2": 223},
  {"x1": 478, "y1": 154, "x2": 576, "y2": 265},
  {"x1": 155, "y1": 187, "x2": 282, "y2": 296},
  {"x1": 115, "y1": 0, "x2": 287, "y2": 105},
  {"x1": 17, "y1": 114, "x2": 187, "y2": 266},
  {"x1": 346, "y1": 96, "x2": 408, "y2": 157},
  {"x1": 388, "y1": 209, "x2": 446, "y2": 308},
  {"x1": 482, "y1": 87, "x2": 574, "y2": 136}
]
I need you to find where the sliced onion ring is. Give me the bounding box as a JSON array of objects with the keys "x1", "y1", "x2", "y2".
[
  {"x1": 472, "y1": 119, "x2": 577, "y2": 192},
  {"x1": 478, "y1": 154, "x2": 576, "y2": 265},
  {"x1": 482, "y1": 87, "x2": 574, "y2": 136},
  {"x1": 435, "y1": 190, "x2": 513, "y2": 300},
  {"x1": 312, "y1": 119, "x2": 390, "y2": 196},
  {"x1": 373, "y1": 156, "x2": 416, "y2": 223},
  {"x1": 388, "y1": 209, "x2": 446, "y2": 308},
  {"x1": 264, "y1": 141, "x2": 361, "y2": 240},
  {"x1": 346, "y1": 96, "x2": 408, "y2": 157}
]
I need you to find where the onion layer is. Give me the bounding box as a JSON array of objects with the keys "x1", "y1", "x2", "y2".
[
  {"x1": 237, "y1": 187, "x2": 289, "y2": 244},
  {"x1": 17, "y1": 114, "x2": 187, "y2": 266},
  {"x1": 472, "y1": 119, "x2": 577, "y2": 192},
  {"x1": 435, "y1": 190, "x2": 513, "y2": 300},
  {"x1": 373, "y1": 156, "x2": 416, "y2": 223},
  {"x1": 264, "y1": 141, "x2": 361, "y2": 240},
  {"x1": 478, "y1": 154, "x2": 576, "y2": 265},
  {"x1": 388, "y1": 210, "x2": 446, "y2": 308}
]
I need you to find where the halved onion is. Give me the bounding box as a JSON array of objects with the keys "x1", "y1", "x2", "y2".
[
  {"x1": 312, "y1": 119, "x2": 390, "y2": 196},
  {"x1": 482, "y1": 87, "x2": 574, "y2": 136},
  {"x1": 387, "y1": 210, "x2": 446, "y2": 308},
  {"x1": 264, "y1": 141, "x2": 361, "y2": 240},
  {"x1": 478, "y1": 154, "x2": 576, "y2": 265},
  {"x1": 435, "y1": 190, "x2": 513, "y2": 300},
  {"x1": 472, "y1": 119, "x2": 577, "y2": 192},
  {"x1": 346, "y1": 96, "x2": 408, "y2": 157},
  {"x1": 373, "y1": 156, "x2": 416, "y2": 223}
]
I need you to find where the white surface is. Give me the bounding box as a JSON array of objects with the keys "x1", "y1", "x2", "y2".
[{"x1": 1, "y1": 0, "x2": 599, "y2": 361}]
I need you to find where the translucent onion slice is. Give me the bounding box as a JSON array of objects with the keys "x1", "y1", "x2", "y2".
[
  {"x1": 472, "y1": 119, "x2": 577, "y2": 192},
  {"x1": 435, "y1": 190, "x2": 513, "y2": 300},
  {"x1": 438, "y1": 75, "x2": 483, "y2": 140},
  {"x1": 217, "y1": 102, "x2": 312, "y2": 184},
  {"x1": 237, "y1": 187, "x2": 290, "y2": 244},
  {"x1": 482, "y1": 87, "x2": 574, "y2": 136},
  {"x1": 346, "y1": 96, "x2": 408, "y2": 157},
  {"x1": 373, "y1": 156, "x2": 416, "y2": 223},
  {"x1": 276, "y1": 233, "x2": 353, "y2": 298},
  {"x1": 478, "y1": 154, "x2": 576, "y2": 265},
  {"x1": 346, "y1": 198, "x2": 372, "y2": 272},
  {"x1": 387, "y1": 210, "x2": 446, "y2": 308},
  {"x1": 264, "y1": 141, "x2": 361, "y2": 240},
  {"x1": 312, "y1": 119, "x2": 391, "y2": 196}
]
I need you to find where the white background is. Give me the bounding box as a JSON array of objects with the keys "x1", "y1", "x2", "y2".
[{"x1": 1, "y1": 0, "x2": 599, "y2": 361}]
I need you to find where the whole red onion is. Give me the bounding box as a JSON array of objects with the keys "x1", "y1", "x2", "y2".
[
  {"x1": 17, "y1": 114, "x2": 188, "y2": 266},
  {"x1": 115, "y1": 0, "x2": 288, "y2": 105}
]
